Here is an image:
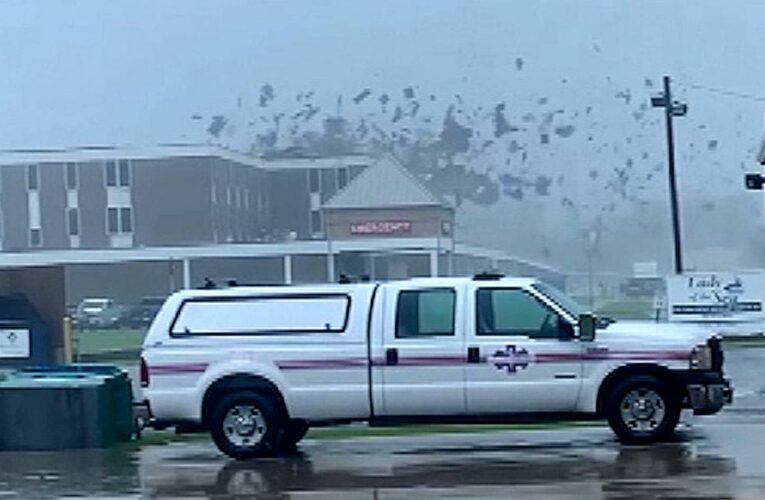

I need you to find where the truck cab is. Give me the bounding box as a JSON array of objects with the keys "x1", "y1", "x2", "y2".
[{"x1": 141, "y1": 275, "x2": 731, "y2": 459}]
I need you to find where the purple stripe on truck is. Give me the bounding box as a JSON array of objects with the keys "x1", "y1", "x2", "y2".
[{"x1": 150, "y1": 363, "x2": 209, "y2": 375}]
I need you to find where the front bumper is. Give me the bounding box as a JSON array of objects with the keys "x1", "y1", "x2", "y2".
[{"x1": 687, "y1": 379, "x2": 733, "y2": 415}]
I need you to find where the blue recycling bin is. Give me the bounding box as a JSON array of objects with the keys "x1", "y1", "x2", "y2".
[{"x1": 0, "y1": 295, "x2": 54, "y2": 367}]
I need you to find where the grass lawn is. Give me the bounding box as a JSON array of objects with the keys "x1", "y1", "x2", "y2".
[
  {"x1": 595, "y1": 299, "x2": 655, "y2": 320},
  {"x1": 306, "y1": 421, "x2": 602, "y2": 440},
  {"x1": 75, "y1": 328, "x2": 146, "y2": 360}
]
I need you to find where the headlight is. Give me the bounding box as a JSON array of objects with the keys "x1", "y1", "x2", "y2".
[{"x1": 690, "y1": 344, "x2": 713, "y2": 370}]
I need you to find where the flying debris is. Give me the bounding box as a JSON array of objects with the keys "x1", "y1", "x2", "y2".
[
  {"x1": 353, "y1": 89, "x2": 371, "y2": 104},
  {"x1": 207, "y1": 116, "x2": 227, "y2": 137},
  {"x1": 515, "y1": 57, "x2": 524, "y2": 70},
  {"x1": 259, "y1": 84, "x2": 275, "y2": 107}
]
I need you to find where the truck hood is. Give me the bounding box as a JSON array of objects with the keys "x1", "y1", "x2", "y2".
[{"x1": 596, "y1": 320, "x2": 716, "y2": 347}]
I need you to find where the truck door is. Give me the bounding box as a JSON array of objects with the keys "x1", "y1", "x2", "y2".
[
  {"x1": 373, "y1": 283, "x2": 466, "y2": 416},
  {"x1": 465, "y1": 285, "x2": 582, "y2": 414}
]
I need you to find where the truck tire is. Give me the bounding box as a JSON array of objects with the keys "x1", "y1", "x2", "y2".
[
  {"x1": 279, "y1": 420, "x2": 309, "y2": 452},
  {"x1": 605, "y1": 375, "x2": 680, "y2": 445},
  {"x1": 210, "y1": 391, "x2": 284, "y2": 460}
]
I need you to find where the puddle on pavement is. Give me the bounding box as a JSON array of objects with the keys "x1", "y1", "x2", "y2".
[{"x1": 0, "y1": 430, "x2": 748, "y2": 499}]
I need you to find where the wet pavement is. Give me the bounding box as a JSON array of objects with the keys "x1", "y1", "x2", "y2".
[{"x1": 2, "y1": 347, "x2": 765, "y2": 499}]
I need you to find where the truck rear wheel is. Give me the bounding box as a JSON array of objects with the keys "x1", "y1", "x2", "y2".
[
  {"x1": 606, "y1": 375, "x2": 680, "y2": 445},
  {"x1": 210, "y1": 392, "x2": 284, "y2": 460}
]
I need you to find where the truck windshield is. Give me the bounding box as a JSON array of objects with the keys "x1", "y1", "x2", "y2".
[{"x1": 532, "y1": 282, "x2": 585, "y2": 318}]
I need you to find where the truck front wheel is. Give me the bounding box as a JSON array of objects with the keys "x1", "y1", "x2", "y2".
[
  {"x1": 606, "y1": 375, "x2": 680, "y2": 445},
  {"x1": 210, "y1": 392, "x2": 284, "y2": 460}
]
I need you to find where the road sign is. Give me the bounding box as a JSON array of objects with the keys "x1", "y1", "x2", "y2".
[{"x1": 667, "y1": 271, "x2": 765, "y2": 322}]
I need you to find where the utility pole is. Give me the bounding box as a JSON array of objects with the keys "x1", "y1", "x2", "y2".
[{"x1": 651, "y1": 75, "x2": 688, "y2": 275}]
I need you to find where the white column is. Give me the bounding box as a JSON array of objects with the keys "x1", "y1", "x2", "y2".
[
  {"x1": 182, "y1": 258, "x2": 191, "y2": 289},
  {"x1": 283, "y1": 255, "x2": 293, "y2": 284},
  {"x1": 327, "y1": 253, "x2": 335, "y2": 283},
  {"x1": 429, "y1": 250, "x2": 439, "y2": 277}
]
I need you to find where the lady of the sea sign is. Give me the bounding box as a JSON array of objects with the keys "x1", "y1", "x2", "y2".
[
  {"x1": 667, "y1": 271, "x2": 765, "y2": 322},
  {"x1": 0, "y1": 329, "x2": 30, "y2": 358}
]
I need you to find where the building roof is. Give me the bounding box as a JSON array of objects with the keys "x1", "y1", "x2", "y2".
[
  {"x1": 323, "y1": 155, "x2": 445, "y2": 210},
  {"x1": 0, "y1": 143, "x2": 263, "y2": 167}
]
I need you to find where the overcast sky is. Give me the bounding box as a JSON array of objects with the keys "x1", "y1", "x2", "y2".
[
  {"x1": 1, "y1": 1, "x2": 764, "y2": 271},
  {"x1": 1, "y1": 0, "x2": 763, "y2": 150}
]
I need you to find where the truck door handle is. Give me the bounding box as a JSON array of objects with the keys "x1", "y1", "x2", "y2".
[
  {"x1": 386, "y1": 348, "x2": 398, "y2": 366},
  {"x1": 467, "y1": 346, "x2": 481, "y2": 363}
]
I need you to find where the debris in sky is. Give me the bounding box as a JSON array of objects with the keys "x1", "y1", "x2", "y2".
[
  {"x1": 615, "y1": 89, "x2": 631, "y2": 104},
  {"x1": 191, "y1": 114, "x2": 203, "y2": 120},
  {"x1": 379, "y1": 94, "x2": 389, "y2": 106},
  {"x1": 439, "y1": 106, "x2": 473, "y2": 154},
  {"x1": 589, "y1": 170, "x2": 598, "y2": 180},
  {"x1": 494, "y1": 102, "x2": 517, "y2": 137},
  {"x1": 353, "y1": 89, "x2": 371, "y2": 104},
  {"x1": 392, "y1": 106, "x2": 403, "y2": 123},
  {"x1": 593, "y1": 43, "x2": 601, "y2": 53},
  {"x1": 259, "y1": 83, "x2": 275, "y2": 107},
  {"x1": 403, "y1": 87, "x2": 415, "y2": 99},
  {"x1": 644, "y1": 78, "x2": 654, "y2": 87},
  {"x1": 540, "y1": 133, "x2": 550, "y2": 144},
  {"x1": 207, "y1": 115, "x2": 227, "y2": 137},
  {"x1": 535, "y1": 176, "x2": 552, "y2": 196},
  {"x1": 553, "y1": 124, "x2": 575, "y2": 138},
  {"x1": 708, "y1": 139, "x2": 719, "y2": 150},
  {"x1": 537, "y1": 97, "x2": 548, "y2": 105},
  {"x1": 515, "y1": 57, "x2": 524, "y2": 70}
]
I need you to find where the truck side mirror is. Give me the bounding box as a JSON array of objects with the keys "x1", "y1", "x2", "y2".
[{"x1": 579, "y1": 313, "x2": 596, "y2": 342}]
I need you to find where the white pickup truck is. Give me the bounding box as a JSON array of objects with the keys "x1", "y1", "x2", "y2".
[{"x1": 140, "y1": 274, "x2": 732, "y2": 459}]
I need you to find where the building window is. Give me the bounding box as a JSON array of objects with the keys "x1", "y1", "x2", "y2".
[
  {"x1": 308, "y1": 169, "x2": 320, "y2": 193},
  {"x1": 105, "y1": 161, "x2": 117, "y2": 186},
  {"x1": 118, "y1": 160, "x2": 131, "y2": 187},
  {"x1": 65, "y1": 162, "x2": 78, "y2": 190},
  {"x1": 120, "y1": 207, "x2": 133, "y2": 233},
  {"x1": 337, "y1": 168, "x2": 348, "y2": 190},
  {"x1": 27, "y1": 164, "x2": 39, "y2": 190},
  {"x1": 107, "y1": 206, "x2": 133, "y2": 234},
  {"x1": 29, "y1": 228, "x2": 42, "y2": 247},
  {"x1": 310, "y1": 210, "x2": 322, "y2": 235},
  {"x1": 67, "y1": 208, "x2": 79, "y2": 236},
  {"x1": 106, "y1": 160, "x2": 130, "y2": 187}
]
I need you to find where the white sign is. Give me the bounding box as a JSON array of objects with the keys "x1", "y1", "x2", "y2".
[
  {"x1": 0, "y1": 329, "x2": 30, "y2": 358},
  {"x1": 667, "y1": 271, "x2": 765, "y2": 322}
]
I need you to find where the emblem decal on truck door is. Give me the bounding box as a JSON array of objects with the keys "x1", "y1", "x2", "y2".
[{"x1": 487, "y1": 345, "x2": 534, "y2": 373}]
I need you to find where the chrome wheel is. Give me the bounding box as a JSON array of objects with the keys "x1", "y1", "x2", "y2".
[
  {"x1": 620, "y1": 388, "x2": 666, "y2": 434},
  {"x1": 223, "y1": 404, "x2": 267, "y2": 448}
]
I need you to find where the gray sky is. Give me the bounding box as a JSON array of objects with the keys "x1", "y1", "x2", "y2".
[
  {"x1": 1, "y1": 0, "x2": 764, "y2": 271},
  {"x1": 1, "y1": 0, "x2": 763, "y2": 149}
]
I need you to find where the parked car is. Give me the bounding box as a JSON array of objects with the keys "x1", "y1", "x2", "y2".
[
  {"x1": 76, "y1": 298, "x2": 123, "y2": 330},
  {"x1": 127, "y1": 297, "x2": 166, "y2": 329},
  {"x1": 140, "y1": 274, "x2": 732, "y2": 460}
]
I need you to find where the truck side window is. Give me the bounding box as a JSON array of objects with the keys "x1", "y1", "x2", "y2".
[
  {"x1": 396, "y1": 288, "x2": 455, "y2": 338},
  {"x1": 477, "y1": 288, "x2": 562, "y2": 339}
]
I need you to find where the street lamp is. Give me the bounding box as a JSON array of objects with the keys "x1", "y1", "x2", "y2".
[{"x1": 652, "y1": 75, "x2": 688, "y2": 275}]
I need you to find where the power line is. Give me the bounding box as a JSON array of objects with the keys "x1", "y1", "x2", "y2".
[{"x1": 680, "y1": 81, "x2": 765, "y2": 103}]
